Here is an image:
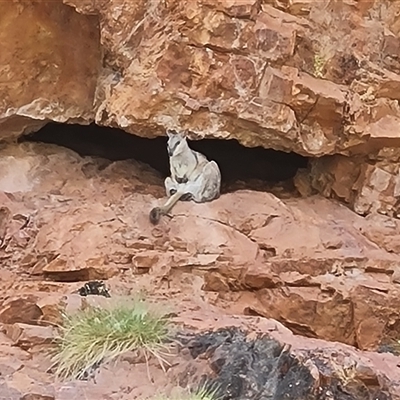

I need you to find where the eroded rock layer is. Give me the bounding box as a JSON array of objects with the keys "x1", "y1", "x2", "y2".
[
  {"x1": 62, "y1": 0, "x2": 400, "y2": 155},
  {"x1": 1, "y1": 142, "x2": 400, "y2": 351},
  {"x1": 0, "y1": 0, "x2": 101, "y2": 137},
  {"x1": 0, "y1": 142, "x2": 400, "y2": 396},
  {"x1": 1, "y1": 0, "x2": 400, "y2": 215},
  {"x1": 1, "y1": 1, "x2": 400, "y2": 396}
]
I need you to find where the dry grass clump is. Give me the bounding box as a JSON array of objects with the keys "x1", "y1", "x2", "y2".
[
  {"x1": 153, "y1": 385, "x2": 220, "y2": 400},
  {"x1": 51, "y1": 298, "x2": 171, "y2": 380}
]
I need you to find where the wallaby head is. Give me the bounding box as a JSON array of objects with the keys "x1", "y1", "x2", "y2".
[{"x1": 166, "y1": 129, "x2": 187, "y2": 157}]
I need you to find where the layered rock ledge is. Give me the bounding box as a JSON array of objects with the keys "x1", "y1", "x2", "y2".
[{"x1": 1, "y1": 0, "x2": 400, "y2": 215}]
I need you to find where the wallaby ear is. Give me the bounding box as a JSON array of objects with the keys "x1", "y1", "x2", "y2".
[
  {"x1": 177, "y1": 131, "x2": 186, "y2": 139},
  {"x1": 166, "y1": 129, "x2": 177, "y2": 138},
  {"x1": 177, "y1": 129, "x2": 189, "y2": 139}
]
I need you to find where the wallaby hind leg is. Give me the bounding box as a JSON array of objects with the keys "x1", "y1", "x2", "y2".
[
  {"x1": 189, "y1": 161, "x2": 221, "y2": 203},
  {"x1": 165, "y1": 176, "x2": 192, "y2": 201},
  {"x1": 165, "y1": 176, "x2": 178, "y2": 196},
  {"x1": 180, "y1": 193, "x2": 193, "y2": 201}
]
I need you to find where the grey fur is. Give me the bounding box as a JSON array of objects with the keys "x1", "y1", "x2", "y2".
[{"x1": 149, "y1": 129, "x2": 221, "y2": 224}]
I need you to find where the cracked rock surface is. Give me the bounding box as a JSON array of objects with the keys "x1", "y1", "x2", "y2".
[
  {"x1": 1, "y1": 0, "x2": 400, "y2": 215},
  {"x1": 1, "y1": 0, "x2": 400, "y2": 397},
  {"x1": 0, "y1": 142, "x2": 399, "y2": 398}
]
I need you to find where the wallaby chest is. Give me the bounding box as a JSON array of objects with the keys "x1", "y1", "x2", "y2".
[{"x1": 170, "y1": 151, "x2": 205, "y2": 182}]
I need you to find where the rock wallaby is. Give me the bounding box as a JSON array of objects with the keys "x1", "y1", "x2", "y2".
[{"x1": 149, "y1": 129, "x2": 221, "y2": 224}]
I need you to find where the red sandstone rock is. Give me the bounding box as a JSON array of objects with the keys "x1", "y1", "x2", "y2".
[
  {"x1": 0, "y1": 0, "x2": 399, "y2": 215},
  {"x1": 0, "y1": 1, "x2": 100, "y2": 139},
  {"x1": 0, "y1": 1, "x2": 399, "y2": 397},
  {"x1": 0, "y1": 297, "x2": 43, "y2": 325},
  {"x1": 1, "y1": 142, "x2": 399, "y2": 353},
  {"x1": 4, "y1": 323, "x2": 54, "y2": 350}
]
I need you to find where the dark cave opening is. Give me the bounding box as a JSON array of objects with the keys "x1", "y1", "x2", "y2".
[{"x1": 19, "y1": 122, "x2": 309, "y2": 192}]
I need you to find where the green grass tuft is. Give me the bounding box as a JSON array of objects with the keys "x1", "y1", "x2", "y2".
[
  {"x1": 51, "y1": 299, "x2": 171, "y2": 380},
  {"x1": 153, "y1": 383, "x2": 221, "y2": 400}
]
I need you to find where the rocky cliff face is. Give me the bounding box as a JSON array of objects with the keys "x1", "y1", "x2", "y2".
[
  {"x1": 2, "y1": 0, "x2": 400, "y2": 216},
  {"x1": 1, "y1": 1, "x2": 400, "y2": 397},
  {"x1": 1, "y1": 142, "x2": 400, "y2": 398},
  {"x1": 0, "y1": 1, "x2": 100, "y2": 134}
]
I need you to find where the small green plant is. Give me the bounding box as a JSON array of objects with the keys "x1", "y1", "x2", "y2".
[{"x1": 51, "y1": 298, "x2": 171, "y2": 380}]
